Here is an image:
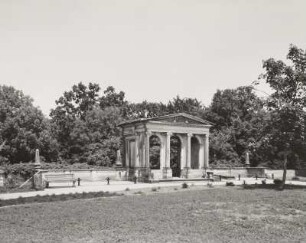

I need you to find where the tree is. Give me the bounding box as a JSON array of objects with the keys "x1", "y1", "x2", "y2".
[
  {"x1": 99, "y1": 86, "x2": 126, "y2": 109},
  {"x1": 0, "y1": 85, "x2": 58, "y2": 164},
  {"x1": 260, "y1": 44, "x2": 306, "y2": 189},
  {"x1": 50, "y1": 82, "x2": 100, "y2": 159},
  {"x1": 206, "y1": 86, "x2": 268, "y2": 166}
]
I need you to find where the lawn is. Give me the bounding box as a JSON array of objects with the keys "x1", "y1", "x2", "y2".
[{"x1": 0, "y1": 187, "x2": 305, "y2": 243}]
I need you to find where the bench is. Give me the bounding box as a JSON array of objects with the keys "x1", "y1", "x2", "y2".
[{"x1": 44, "y1": 174, "x2": 76, "y2": 188}]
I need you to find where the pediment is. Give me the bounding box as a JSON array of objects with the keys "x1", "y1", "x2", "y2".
[
  {"x1": 118, "y1": 113, "x2": 213, "y2": 127},
  {"x1": 150, "y1": 113, "x2": 212, "y2": 126}
]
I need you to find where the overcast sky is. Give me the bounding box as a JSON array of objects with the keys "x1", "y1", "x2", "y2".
[{"x1": 1, "y1": 0, "x2": 305, "y2": 116}]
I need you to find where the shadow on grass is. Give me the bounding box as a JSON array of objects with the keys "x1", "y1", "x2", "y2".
[
  {"x1": 241, "y1": 184, "x2": 306, "y2": 191},
  {"x1": 0, "y1": 191, "x2": 123, "y2": 208}
]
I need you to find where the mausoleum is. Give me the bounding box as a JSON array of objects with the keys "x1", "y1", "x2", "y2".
[{"x1": 118, "y1": 113, "x2": 212, "y2": 182}]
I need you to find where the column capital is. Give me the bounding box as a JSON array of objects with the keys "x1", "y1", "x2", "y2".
[
  {"x1": 187, "y1": 133, "x2": 193, "y2": 138},
  {"x1": 166, "y1": 132, "x2": 172, "y2": 137},
  {"x1": 145, "y1": 131, "x2": 152, "y2": 136}
]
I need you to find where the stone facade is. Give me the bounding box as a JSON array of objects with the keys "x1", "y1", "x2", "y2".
[{"x1": 119, "y1": 113, "x2": 212, "y2": 182}]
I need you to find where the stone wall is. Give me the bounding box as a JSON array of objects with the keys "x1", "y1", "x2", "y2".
[
  {"x1": 265, "y1": 169, "x2": 296, "y2": 179},
  {"x1": 42, "y1": 169, "x2": 127, "y2": 182},
  {"x1": 211, "y1": 168, "x2": 297, "y2": 179}
]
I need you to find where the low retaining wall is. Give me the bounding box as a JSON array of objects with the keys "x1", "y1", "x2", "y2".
[
  {"x1": 42, "y1": 169, "x2": 127, "y2": 182},
  {"x1": 211, "y1": 168, "x2": 297, "y2": 179},
  {"x1": 265, "y1": 169, "x2": 296, "y2": 179}
]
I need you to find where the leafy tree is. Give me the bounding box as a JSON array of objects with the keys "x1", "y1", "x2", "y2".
[
  {"x1": 125, "y1": 101, "x2": 168, "y2": 119},
  {"x1": 259, "y1": 44, "x2": 306, "y2": 189},
  {"x1": 50, "y1": 82, "x2": 100, "y2": 159},
  {"x1": 167, "y1": 96, "x2": 205, "y2": 116},
  {"x1": 99, "y1": 86, "x2": 126, "y2": 109},
  {"x1": 0, "y1": 85, "x2": 58, "y2": 164},
  {"x1": 206, "y1": 86, "x2": 268, "y2": 166}
]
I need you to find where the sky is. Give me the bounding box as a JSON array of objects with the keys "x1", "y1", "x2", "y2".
[{"x1": 0, "y1": 0, "x2": 305, "y2": 116}]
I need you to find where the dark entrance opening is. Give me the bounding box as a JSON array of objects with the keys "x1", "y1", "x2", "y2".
[
  {"x1": 149, "y1": 135, "x2": 161, "y2": 169},
  {"x1": 191, "y1": 136, "x2": 200, "y2": 169},
  {"x1": 170, "y1": 135, "x2": 181, "y2": 177}
]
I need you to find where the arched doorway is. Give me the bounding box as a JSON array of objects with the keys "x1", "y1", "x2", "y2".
[
  {"x1": 191, "y1": 136, "x2": 200, "y2": 169},
  {"x1": 170, "y1": 135, "x2": 181, "y2": 177},
  {"x1": 149, "y1": 135, "x2": 161, "y2": 169}
]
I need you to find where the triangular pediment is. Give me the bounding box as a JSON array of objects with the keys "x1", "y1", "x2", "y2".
[
  {"x1": 118, "y1": 113, "x2": 213, "y2": 127},
  {"x1": 150, "y1": 113, "x2": 212, "y2": 126}
]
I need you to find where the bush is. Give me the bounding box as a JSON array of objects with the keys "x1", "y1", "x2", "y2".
[
  {"x1": 182, "y1": 183, "x2": 188, "y2": 189},
  {"x1": 292, "y1": 176, "x2": 300, "y2": 181},
  {"x1": 2, "y1": 163, "x2": 36, "y2": 180},
  {"x1": 273, "y1": 179, "x2": 282, "y2": 185},
  {"x1": 226, "y1": 181, "x2": 235, "y2": 186},
  {"x1": 262, "y1": 179, "x2": 267, "y2": 185},
  {"x1": 151, "y1": 187, "x2": 157, "y2": 192}
]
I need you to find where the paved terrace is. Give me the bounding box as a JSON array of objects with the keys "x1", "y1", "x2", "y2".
[{"x1": 1, "y1": 178, "x2": 306, "y2": 200}]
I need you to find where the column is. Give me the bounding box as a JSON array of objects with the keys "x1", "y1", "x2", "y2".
[
  {"x1": 135, "y1": 135, "x2": 140, "y2": 167},
  {"x1": 204, "y1": 134, "x2": 209, "y2": 169},
  {"x1": 165, "y1": 132, "x2": 172, "y2": 168},
  {"x1": 125, "y1": 140, "x2": 129, "y2": 167},
  {"x1": 178, "y1": 135, "x2": 185, "y2": 170},
  {"x1": 159, "y1": 134, "x2": 166, "y2": 169},
  {"x1": 186, "y1": 133, "x2": 192, "y2": 168},
  {"x1": 145, "y1": 131, "x2": 151, "y2": 168},
  {"x1": 198, "y1": 136, "x2": 205, "y2": 169}
]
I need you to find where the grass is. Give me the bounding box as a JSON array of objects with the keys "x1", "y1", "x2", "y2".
[
  {"x1": 0, "y1": 187, "x2": 305, "y2": 242},
  {"x1": 0, "y1": 191, "x2": 121, "y2": 207}
]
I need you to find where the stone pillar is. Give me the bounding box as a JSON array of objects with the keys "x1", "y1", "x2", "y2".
[
  {"x1": 204, "y1": 134, "x2": 209, "y2": 169},
  {"x1": 177, "y1": 135, "x2": 185, "y2": 170},
  {"x1": 159, "y1": 134, "x2": 166, "y2": 169},
  {"x1": 187, "y1": 133, "x2": 192, "y2": 168},
  {"x1": 182, "y1": 133, "x2": 192, "y2": 178},
  {"x1": 165, "y1": 132, "x2": 171, "y2": 168},
  {"x1": 135, "y1": 135, "x2": 140, "y2": 167},
  {"x1": 199, "y1": 136, "x2": 205, "y2": 169},
  {"x1": 125, "y1": 140, "x2": 129, "y2": 167},
  {"x1": 163, "y1": 132, "x2": 172, "y2": 179},
  {"x1": 145, "y1": 132, "x2": 151, "y2": 168}
]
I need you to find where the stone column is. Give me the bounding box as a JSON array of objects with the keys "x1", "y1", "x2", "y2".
[
  {"x1": 182, "y1": 133, "x2": 192, "y2": 178},
  {"x1": 165, "y1": 132, "x2": 171, "y2": 168},
  {"x1": 125, "y1": 140, "x2": 129, "y2": 167},
  {"x1": 163, "y1": 132, "x2": 172, "y2": 178},
  {"x1": 135, "y1": 135, "x2": 140, "y2": 167},
  {"x1": 159, "y1": 134, "x2": 166, "y2": 169},
  {"x1": 145, "y1": 131, "x2": 151, "y2": 168},
  {"x1": 198, "y1": 136, "x2": 205, "y2": 169},
  {"x1": 177, "y1": 135, "x2": 185, "y2": 170},
  {"x1": 187, "y1": 133, "x2": 192, "y2": 168},
  {"x1": 204, "y1": 134, "x2": 209, "y2": 169}
]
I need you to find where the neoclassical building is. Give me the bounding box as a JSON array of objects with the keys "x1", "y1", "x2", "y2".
[{"x1": 119, "y1": 113, "x2": 212, "y2": 181}]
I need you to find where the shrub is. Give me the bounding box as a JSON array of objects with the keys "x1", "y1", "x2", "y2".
[
  {"x1": 207, "y1": 182, "x2": 213, "y2": 188},
  {"x1": 182, "y1": 183, "x2": 188, "y2": 189},
  {"x1": 292, "y1": 176, "x2": 300, "y2": 181},
  {"x1": 262, "y1": 179, "x2": 267, "y2": 185},
  {"x1": 151, "y1": 187, "x2": 157, "y2": 192},
  {"x1": 226, "y1": 181, "x2": 235, "y2": 186},
  {"x1": 125, "y1": 187, "x2": 130, "y2": 191},
  {"x1": 273, "y1": 179, "x2": 282, "y2": 185}
]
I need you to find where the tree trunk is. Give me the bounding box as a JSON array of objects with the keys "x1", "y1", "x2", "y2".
[{"x1": 280, "y1": 154, "x2": 287, "y2": 190}]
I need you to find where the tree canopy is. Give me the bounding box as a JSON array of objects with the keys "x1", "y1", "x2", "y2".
[{"x1": 1, "y1": 45, "x2": 305, "y2": 169}]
